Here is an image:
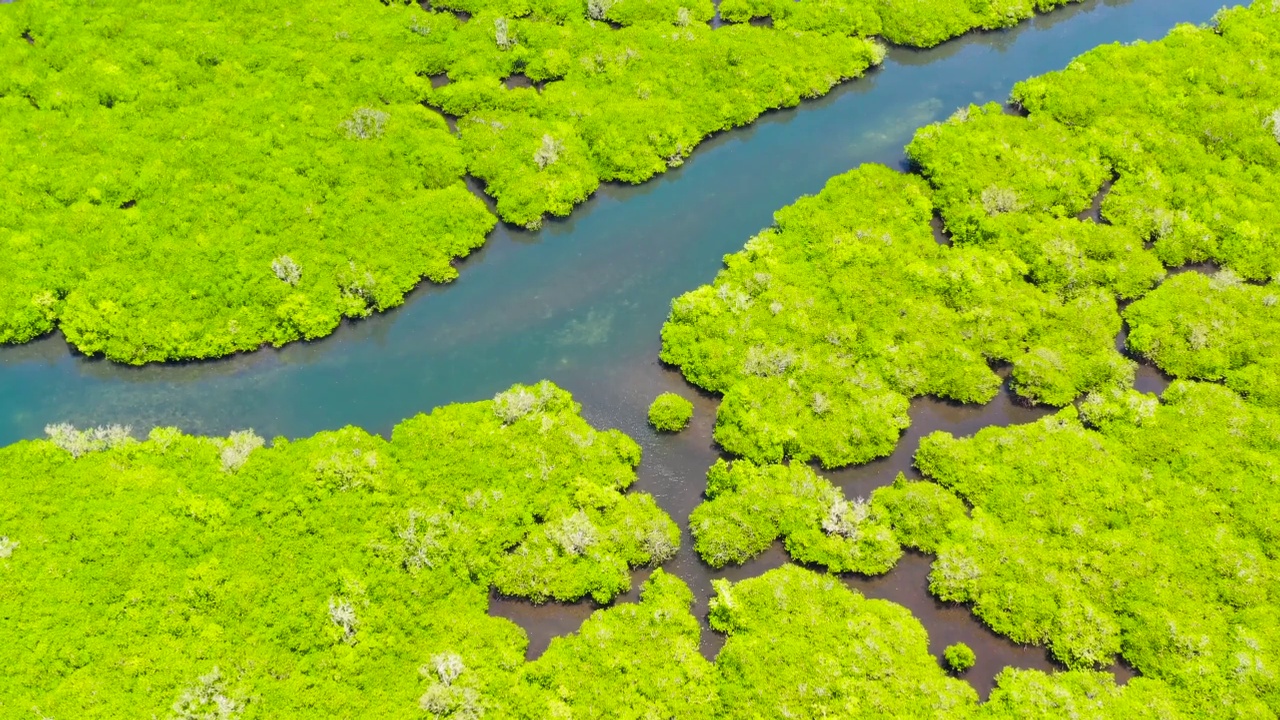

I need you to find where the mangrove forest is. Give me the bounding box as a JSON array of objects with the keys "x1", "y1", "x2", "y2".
[{"x1": 2, "y1": 0, "x2": 1279, "y2": 717}]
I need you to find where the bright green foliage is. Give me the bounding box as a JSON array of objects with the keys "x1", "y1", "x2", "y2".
[
  {"x1": 981, "y1": 668, "x2": 1185, "y2": 720},
  {"x1": 689, "y1": 458, "x2": 900, "y2": 572},
  {"x1": 0, "y1": 381, "x2": 681, "y2": 716},
  {"x1": 661, "y1": 164, "x2": 1131, "y2": 467},
  {"x1": 710, "y1": 565, "x2": 980, "y2": 717},
  {"x1": 423, "y1": 13, "x2": 886, "y2": 228},
  {"x1": 898, "y1": 381, "x2": 1280, "y2": 716},
  {"x1": 1010, "y1": 3, "x2": 1280, "y2": 280},
  {"x1": 0, "y1": 0, "x2": 494, "y2": 363},
  {"x1": 647, "y1": 392, "x2": 694, "y2": 431},
  {"x1": 908, "y1": 106, "x2": 1166, "y2": 301},
  {"x1": 874, "y1": 472, "x2": 970, "y2": 553},
  {"x1": 718, "y1": 0, "x2": 1082, "y2": 48},
  {"x1": 945, "y1": 642, "x2": 976, "y2": 673},
  {"x1": 909, "y1": 107, "x2": 1113, "y2": 242},
  {"x1": 521, "y1": 569, "x2": 720, "y2": 717},
  {"x1": 708, "y1": 566, "x2": 1173, "y2": 719},
  {"x1": 1125, "y1": 270, "x2": 1280, "y2": 408},
  {"x1": 718, "y1": 0, "x2": 880, "y2": 36}
]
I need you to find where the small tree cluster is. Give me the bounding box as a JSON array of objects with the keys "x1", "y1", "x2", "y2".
[
  {"x1": 341, "y1": 107, "x2": 388, "y2": 139},
  {"x1": 44, "y1": 423, "x2": 132, "y2": 458},
  {"x1": 647, "y1": 392, "x2": 693, "y2": 432},
  {"x1": 944, "y1": 642, "x2": 976, "y2": 673},
  {"x1": 271, "y1": 255, "x2": 301, "y2": 285}
]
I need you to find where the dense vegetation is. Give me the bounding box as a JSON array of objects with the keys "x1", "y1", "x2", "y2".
[
  {"x1": 661, "y1": 163, "x2": 1132, "y2": 467},
  {"x1": 710, "y1": 565, "x2": 1174, "y2": 719},
  {"x1": 3, "y1": 380, "x2": 1180, "y2": 717},
  {"x1": 421, "y1": 8, "x2": 885, "y2": 228},
  {"x1": 690, "y1": 457, "x2": 900, "y2": 573},
  {"x1": 888, "y1": 381, "x2": 1280, "y2": 716},
  {"x1": 663, "y1": 0, "x2": 1280, "y2": 468},
  {"x1": 0, "y1": 0, "x2": 495, "y2": 363},
  {"x1": 718, "y1": 0, "x2": 1082, "y2": 48},
  {"x1": 0, "y1": 382, "x2": 683, "y2": 716},
  {"x1": 1125, "y1": 271, "x2": 1280, "y2": 408},
  {"x1": 688, "y1": 383, "x2": 1280, "y2": 716},
  {"x1": 1, "y1": 0, "x2": 1119, "y2": 363},
  {"x1": 0, "y1": 0, "x2": 886, "y2": 363},
  {"x1": 1004, "y1": 4, "x2": 1280, "y2": 281},
  {"x1": 906, "y1": 0, "x2": 1280, "y2": 405},
  {"x1": 647, "y1": 392, "x2": 693, "y2": 431}
]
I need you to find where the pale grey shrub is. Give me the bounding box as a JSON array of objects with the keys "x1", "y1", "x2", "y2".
[
  {"x1": 0, "y1": 537, "x2": 18, "y2": 559},
  {"x1": 342, "y1": 107, "x2": 388, "y2": 139},
  {"x1": 548, "y1": 510, "x2": 598, "y2": 556},
  {"x1": 1269, "y1": 109, "x2": 1280, "y2": 143},
  {"x1": 430, "y1": 653, "x2": 465, "y2": 686},
  {"x1": 588, "y1": 0, "x2": 615, "y2": 20},
  {"x1": 399, "y1": 509, "x2": 449, "y2": 571},
  {"x1": 328, "y1": 597, "x2": 359, "y2": 641},
  {"x1": 533, "y1": 134, "x2": 563, "y2": 169},
  {"x1": 743, "y1": 346, "x2": 795, "y2": 377},
  {"x1": 171, "y1": 667, "x2": 242, "y2": 720},
  {"x1": 419, "y1": 654, "x2": 483, "y2": 719},
  {"x1": 812, "y1": 392, "x2": 831, "y2": 415},
  {"x1": 420, "y1": 685, "x2": 482, "y2": 719},
  {"x1": 642, "y1": 526, "x2": 677, "y2": 563},
  {"x1": 314, "y1": 447, "x2": 379, "y2": 490},
  {"x1": 492, "y1": 382, "x2": 554, "y2": 424},
  {"x1": 980, "y1": 186, "x2": 1022, "y2": 216},
  {"x1": 271, "y1": 255, "x2": 301, "y2": 285},
  {"x1": 932, "y1": 548, "x2": 983, "y2": 599},
  {"x1": 45, "y1": 423, "x2": 132, "y2": 458},
  {"x1": 217, "y1": 430, "x2": 264, "y2": 473},
  {"x1": 494, "y1": 17, "x2": 515, "y2": 49},
  {"x1": 822, "y1": 496, "x2": 870, "y2": 539}
]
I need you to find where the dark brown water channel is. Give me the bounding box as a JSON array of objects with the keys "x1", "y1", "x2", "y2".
[
  {"x1": 0, "y1": 0, "x2": 1220, "y2": 701},
  {"x1": 493, "y1": 348, "x2": 1160, "y2": 696}
]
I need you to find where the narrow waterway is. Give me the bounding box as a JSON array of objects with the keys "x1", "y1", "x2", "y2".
[{"x1": 0, "y1": 0, "x2": 1221, "y2": 698}]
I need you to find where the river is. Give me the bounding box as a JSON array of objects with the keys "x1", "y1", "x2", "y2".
[{"x1": 0, "y1": 0, "x2": 1220, "y2": 697}]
